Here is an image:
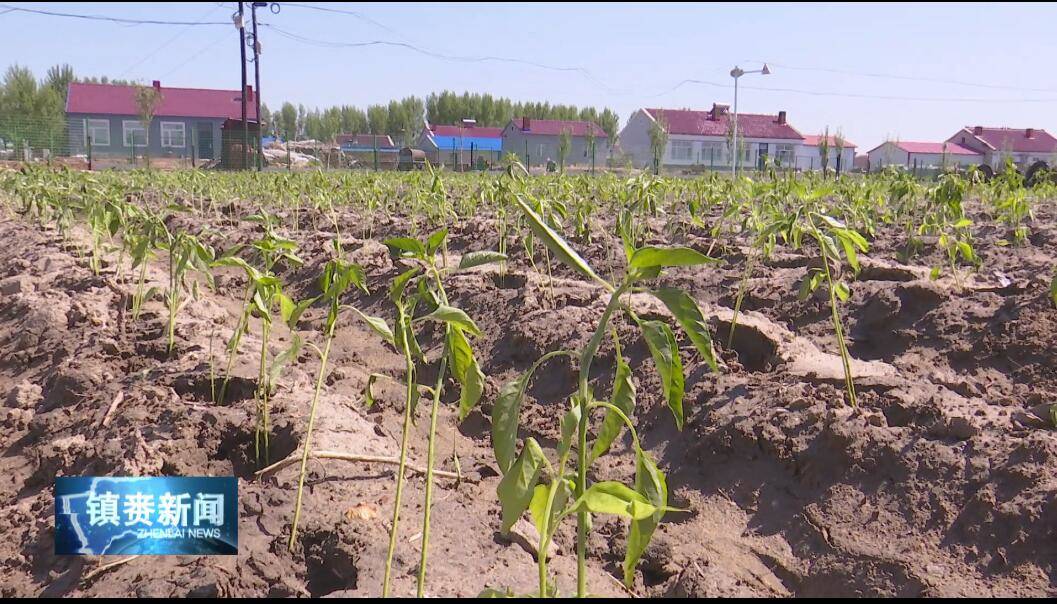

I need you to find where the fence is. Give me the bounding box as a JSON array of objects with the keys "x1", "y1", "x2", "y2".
[{"x1": 0, "y1": 114, "x2": 269, "y2": 170}]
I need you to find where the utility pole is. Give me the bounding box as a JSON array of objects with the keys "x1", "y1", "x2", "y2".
[
  {"x1": 237, "y1": 2, "x2": 248, "y2": 170},
  {"x1": 251, "y1": 2, "x2": 266, "y2": 171}
]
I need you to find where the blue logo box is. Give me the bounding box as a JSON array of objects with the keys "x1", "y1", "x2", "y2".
[{"x1": 55, "y1": 477, "x2": 237, "y2": 555}]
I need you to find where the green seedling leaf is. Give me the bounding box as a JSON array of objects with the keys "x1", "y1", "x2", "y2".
[
  {"x1": 384, "y1": 237, "x2": 426, "y2": 259},
  {"x1": 590, "y1": 354, "x2": 635, "y2": 462},
  {"x1": 623, "y1": 449, "x2": 669, "y2": 587},
  {"x1": 512, "y1": 195, "x2": 607, "y2": 288},
  {"x1": 557, "y1": 401, "x2": 581, "y2": 460},
  {"x1": 529, "y1": 479, "x2": 572, "y2": 542},
  {"x1": 420, "y1": 304, "x2": 482, "y2": 336},
  {"x1": 834, "y1": 281, "x2": 851, "y2": 303},
  {"x1": 1050, "y1": 272, "x2": 1057, "y2": 308},
  {"x1": 637, "y1": 319, "x2": 685, "y2": 430},
  {"x1": 651, "y1": 287, "x2": 719, "y2": 372},
  {"x1": 458, "y1": 354, "x2": 485, "y2": 422},
  {"x1": 458, "y1": 250, "x2": 507, "y2": 270},
  {"x1": 426, "y1": 228, "x2": 448, "y2": 256},
  {"x1": 364, "y1": 373, "x2": 381, "y2": 409},
  {"x1": 352, "y1": 308, "x2": 395, "y2": 346},
  {"x1": 492, "y1": 372, "x2": 529, "y2": 474},
  {"x1": 389, "y1": 267, "x2": 420, "y2": 303},
  {"x1": 268, "y1": 333, "x2": 302, "y2": 387},
  {"x1": 569, "y1": 481, "x2": 656, "y2": 520},
  {"x1": 497, "y1": 438, "x2": 546, "y2": 533},
  {"x1": 628, "y1": 246, "x2": 716, "y2": 271}
]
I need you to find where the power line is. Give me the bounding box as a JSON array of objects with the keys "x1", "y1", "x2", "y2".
[
  {"x1": 278, "y1": 2, "x2": 412, "y2": 42},
  {"x1": 647, "y1": 77, "x2": 1057, "y2": 104},
  {"x1": 160, "y1": 31, "x2": 231, "y2": 79},
  {"x1": 118, "y1": 5, "x2": 225, "y2": 77},
  {"x1": 750, "y1": 60, "x2": 1057, "y2": 94},
  {"x1": 261, "y1": 24, "x2": 620, "y2": 93},
  {"x1": 0, "y1": 3, "x2": 232, "y2": 26}
]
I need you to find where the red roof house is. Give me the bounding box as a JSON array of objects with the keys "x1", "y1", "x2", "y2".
[
  {"x1": 501, "y1": 117, "x2": 610, "y2": 167},
  {"x1": 65, "y1": 80, "x2": 257, "y2": 164},
  {"x1": 66, "y1": 81, "x2": 257, "y2": 121},
  {"x1": 947, "y1": 126, "x2": 1057, "y2": 169},
  {"x1": 644, "y1": 105, "x2": 802, "y2": 140},
  {"x1": 620, "y1": 103, "x2": 803, "y2": 169}
]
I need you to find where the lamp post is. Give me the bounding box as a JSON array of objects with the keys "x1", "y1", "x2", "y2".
[{"x1": 729, "y1": 63, "x2": 770, "y2": 180}]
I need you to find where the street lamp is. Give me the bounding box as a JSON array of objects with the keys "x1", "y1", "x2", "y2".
[{"x1": 729, "y1": 63, "x2": 770, "y2": 180}]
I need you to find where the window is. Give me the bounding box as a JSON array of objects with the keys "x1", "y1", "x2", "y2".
[
  {"x1": 123, "y1": 121, "x2": 147, "y2": 147},
  {"x1": 700, "y1": 142, "x2": 724, "y2": 164},
  {"x1": 84, "y1": 119, "x2": 110, "y2": 147},
  {"x1": 775, "y1": 144, "x2": 795, "y2": 166},
  {"x1": 160, "y1": 122, "x2": 185, "y2": 148},
  {"x1": 669, "y1": 140, "x2": 693, "y2": 161}
]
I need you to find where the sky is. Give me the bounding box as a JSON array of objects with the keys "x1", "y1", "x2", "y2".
[{"x1": 5, "y1": 1, "x2": 1057, "y2": 151}]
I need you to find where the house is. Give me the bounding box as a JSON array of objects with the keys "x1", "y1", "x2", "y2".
[
  {"x1": 946, "y1": 126, "x2": 1057, "y2": 170},
  {"x1": 335, "y1": 134, "x2": 398, "y2": 169},
  {"x1": 417, "y1": 124, "x2": 504, "y2": 168},
  {"x1": 336, "y1": 133, "x2": 396, "y2": 152},
  {"x1": 66, "y1": 80, "x2": 257, "y2": 163},
  {"x1": 796, "y1": 134, "x2": 856, "y2": 172},
  {"x1": 866, "y1": 141, "x2": 981, "y2": 172},
  {"x1": 619, "y1": 104, "x2": 803, "y2": 170},
  {"x1": 501, "y1": 117, "x2": 608, "y2": 168}
]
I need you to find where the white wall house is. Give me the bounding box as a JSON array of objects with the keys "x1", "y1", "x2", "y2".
[
  {"x1": 946, "y1": 126, "x2": 1057, "y2": 170},
  {"x1": 619, "y1": 104, "x2": 804, "y2": 170},
  {"x1": 795, "y1": 135, "x2": 856, "y2": 172},
  {"x1": 866, "y1": 141, "x2": 981, "y2": 172}
]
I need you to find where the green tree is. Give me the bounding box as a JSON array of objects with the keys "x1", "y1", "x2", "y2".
[
  {"x1": 648, "y1": 115, "x2": 669, "y2": 175},
  {"x1": 280, "y1": 102, "x2": 297, "y2": 140},
  {"x1": 134, "y1": 84, "x2": 163, "y2": 167},
  {"x1": 558, "y1": 128, "x2": 572, "y2": 173}
]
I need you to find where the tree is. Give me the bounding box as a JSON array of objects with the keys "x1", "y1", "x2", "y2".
[
  {"x1": 833, "y1": 128, "x2": 846, "y2": 176},
  {"x1": 558, "y1": 128, "x2": 572, "y2": 173},
  {"x1": 598, "y1": 108, "x2": 620, "y2": 160},
  {"x1": 585, "y1": 127, "x2": 597, "y2": 174},
  {"x1": 280, "y1": 102, "x2": 297, "y2": 141},
  {"x1": 648, "y1": 115, "x2": 669, "y2": 175},
  {"x1": 818, "y1": 126, "x2": 831, "y2": 175},
  {"x1": 44, "y1": 64, "x2": 75, "y2": 104},
  {"x1": 134, "y1": 85, "x2": 163, "y2": 167}
]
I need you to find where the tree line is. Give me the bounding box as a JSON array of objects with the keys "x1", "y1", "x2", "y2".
[
  {"x1": 0, "y1": 64, "x2": 622, "y2": 153},
  {"x1": 262, "y1": 90, "x2": 620, "y2": 146},
  {"x1": 0, "y1": 63, "x2": 137, "y2": 150}
]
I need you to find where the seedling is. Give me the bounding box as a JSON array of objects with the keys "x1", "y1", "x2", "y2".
[
  {"x1": 487, "y1": 195, "x2": 719, "y2": 597},
  {"x1": 288, "y1": 255, "x2": 368, "y2": 547},
  {"x1": 355, "y1": 229, "x2": 500, "y2": 597}
]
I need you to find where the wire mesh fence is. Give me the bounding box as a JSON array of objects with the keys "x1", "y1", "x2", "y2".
[{"x1": 0, "y1": 114, "x2": 266, "y2": 170}]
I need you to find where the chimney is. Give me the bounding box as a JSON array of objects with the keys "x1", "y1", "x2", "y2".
[
  {"x1": 1026, "y1": 128, "x2": 1034, "y2": 138},
  {"x1": 245, "y1": 85, "x2": 254, "y2": 102},
  {"x1": 710, "y1": 103, "x2": 729, "y2": 120},
  {"x1": 777, "y1": 111, "x2": 787, "y2": 125},
  {"x1": 152, "y1": 80, "x2": 161, "y2": 90},
  {"x1": 522, "y1": 117, "x2": 531, "y2": 131},
  {"x1": 973, "y1": 125, "x2": 983, "y2": 135}
]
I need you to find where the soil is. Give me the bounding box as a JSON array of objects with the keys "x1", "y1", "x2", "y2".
[{"x1": 0, "y1": 196, "x2": 1055, "y2": 597}]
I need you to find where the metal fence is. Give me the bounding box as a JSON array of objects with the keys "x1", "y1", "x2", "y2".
[{"x1": 0, "y1": 114, "x2": 266, "y2": 170}]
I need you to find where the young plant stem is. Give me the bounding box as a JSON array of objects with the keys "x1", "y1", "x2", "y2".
[
  {"x1": 416, "y1": 349, "x2": 449, "y2": 597},
  {"x1": 382, "y1": 308, "x2": 415, "y2": 598},
  {"x1": 727, "y1": 252, "x2": 756, "y2": 349},
  {"x1": 574, "y1": 279, "x2": 626, "y2": 598},
  {"x1": 819, "y1": 248, "x2": 856, "y2": 407},
  {"x1": 288, "y1": 335, "x2": 334, "y2": 549},
  {"x1": 257, "y1": 317, "x2": 272, "y2": 464}
]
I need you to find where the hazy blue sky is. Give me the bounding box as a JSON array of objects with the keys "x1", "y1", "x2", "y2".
[{"x1": 5, "y1": 2, "x2": 1057, "y2": 151}]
